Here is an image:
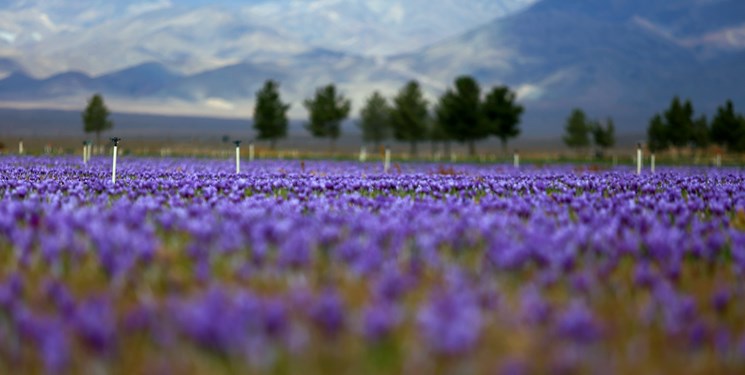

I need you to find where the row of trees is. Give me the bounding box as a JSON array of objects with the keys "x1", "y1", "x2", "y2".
[
  {"x1": 254, "y1": 76, "x2": 524, "y2": 155},
  {"x1": 562, "y1": 109, "x2": 616, "y2": 157},
  {"x1": 647, "y1": 97, "x2": 745, "y2": 153}
]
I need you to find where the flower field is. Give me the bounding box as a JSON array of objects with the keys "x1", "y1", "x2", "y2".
[{"x1": 1, "y1": 156, "x2": 745, "y2": 374}]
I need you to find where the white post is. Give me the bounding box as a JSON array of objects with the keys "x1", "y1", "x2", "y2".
[
  {"x1": 234, "y1": 140, "x2": 241, "y2": 174},
  {"x1": 111, "y1": 138, "x2": 120, "y2": 184},
  {"x1": 513, "y1": 150, "x2": 520, "y2": 169},
  {"x1": 359, "y1": 146, "x2": 367, "y2": 162},
  {"x1": 384, "y1": 147, "x2": 391, "y2": 173},
  {"x1": 716, "y1": 154, "x2": 722, "y2": 168},
  {"x1": 651, "y1": 154, "x2": 655, "y2": 173},
  {"x1": 18, "y1": 140, "x2": 24, "y2": 155},
  {"x1": 636, "y1": 143, "x2": 642, "y2": 175},
  {"x1": 83, "y1": 143, "x2": 87, "y2": 164},
  {"x1": 249, "y1": 142, "x2": 255, "y2": 162}
]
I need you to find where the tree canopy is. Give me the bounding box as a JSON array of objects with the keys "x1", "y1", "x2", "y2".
[
  {"x1": 303, "y1": 84, "x2": 351, "y2": 150},
  {"x1": 358, "y1": 91, "x2": 391, "y2": 148},
  {"x1": 436, "y1": 76, "x2": 485, "y2": 156},
  {"x1": 482, "y1": 85, "x2": 523, "y2": 154},
  {"x1": 563, "y1": 108, "x2": 591, "y2": 152},
  {"x1": 82, "y1": 93, "x2": 113, "y2": 145},
  {"x1": 390, "y1": 80, "x2": 429, "y2": 156},
  {"x1": 253, "y1": 80, "x2": 291, "y2": 150}
]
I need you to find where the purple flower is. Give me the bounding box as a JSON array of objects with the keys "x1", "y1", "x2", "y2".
[
  {"x1": 520, "y1": 286, "x2": 552, "y2": 326},
  {"x1": 362, "y1": 301, "x2": 400, "y2": 343},
  {"x1": 417, "y1": 289, "x2": 482, "y2": 355},
  {"x1": 73, "y1": 296, "x2": 117, "y2": 354},
  {"x1": 309, "y1": 289, "x2": 346, "y2": 338},
  {"x1": 555, "y1": 300, "x2": 602, "y2": 344}
]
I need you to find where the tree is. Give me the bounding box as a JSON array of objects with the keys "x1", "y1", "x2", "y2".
[
  {"x1": 647, "y1": 114, "x2": 668, "y2": 153},
  {"x1": 562, "y1": 108, "x2": 590, "y2": 153},
  {"x1": 82, "y1": 93, "x2": 113, "y2": 146},
  {"x1": 690, "y1": 115, "x2": 709, "y2": 152},
  {"x1": 358, "y1": 91, "x2": 391, "y2": 149},
  {"x1": 664, "y1": 96, "x2": 694, "y2": 149},
  {"x1": 390, "y1": 80, "x2": 429, "y2": 157},
  {"x1": 591, "y1": 117, "x2": 615, "y2": 157},
  {"x1": 435, "y1": 76, "x2": 485, "y2": 156},
  {"x1": 303, "y1": 84, "x2": 351, "y2": 151},
  {"x1": 483, "y1": 85, "x2": 524, "y2": 155},
  {"x1": 711, "y1": 100, "x2": 745, "y2": 152},
  {"x1": 253, "y1": 80, "x2": 291, "y2": 150}
]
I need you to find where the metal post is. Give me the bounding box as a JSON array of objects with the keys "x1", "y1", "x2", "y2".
[
  {"x1": 636, "y1": 143, "x2": 642, "y2": 175},
  {"x1": 111, "y1": 138, "x2": 120, "y2": 184},
  {"x1": 234, "y1": 140, "x2": 242, "y2": 174}
]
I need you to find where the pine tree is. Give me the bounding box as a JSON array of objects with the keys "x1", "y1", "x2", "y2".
[
  {"x1": 647, "y1": 114, "x2": 668, "y2": 153},
  {"x1": 435, "y1": 76, "x2": 485, "y2": 156},
  {"x1": 664, "y1": 96, "x2": 694, "y2": 149},
  {"x1": 253, "y1": 80, "x2": 291, "y2": 150},
  {"x1": 563, "y1": 109, "x2": 590, "y2": 153},
  {"x1": 358, "y1": 91, "x2": 391, "y2": 148},
  {"x1": 82, "y1": 93, "x2": 113, "y2": 146},
  {"x1": 483, "y1": 85, "x2": 523, "y2": 155},
  {"x1": 390, "y1": 80, "x2": 429, "y2": 157},
  {"x1": 591, "y1": 117, "x2": 615, "y2": 157},
  {"x1": 303, "y1": 84, "x2": 351, "y2": 152},
  {"x1": 711, "y1": 100, "x2": 745, "y2": 152}
]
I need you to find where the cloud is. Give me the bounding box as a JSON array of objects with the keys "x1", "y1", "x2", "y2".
[
  {"x1": 205, "y1": 98, "x2": 235, "y2": 110},
  {"x1": 0, "y1": 30, "x2": 16, "y2": 43},
  {"x1": 385, "y1": 3, "x2": 405, "y2": 24},
  {"x1": 127, "y1": 0, "x2": 173, "y2": 17}
]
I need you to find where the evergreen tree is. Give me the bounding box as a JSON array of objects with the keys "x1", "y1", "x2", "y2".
[
  {"x1": 647, "y1": 114, "x2": 668, "y2": 153},
  {"x1": 483, "y1": 85, "x2": 523, "y2": 155},
  {"x1": 358, "y1": 91, "x2": 391, "y2": 148},
  {"x1": 390, "y1": 80, "x2": 429, "y2": 157},
  {"x1": 664, "y1": 96, "x2": 695, "y2": 148},
  {"x1": 591, "y1": 117, "x2": 615, "y2": 157},
  {"x1": 562, "y1": 108, "x2": 590, "y2": 153},
  {"x1": 253, "y1": 80, "x2": 291, "y2": 150},
  {"x1": 82, "y1": 93, "x2": 113, "y2": 146},
  {"x1": 711, "y1": 100, "x2": 745, "y2": 152},
  {"x1": 435, "y1": 76, "x2": 485, "y2": 156},
  {"x1": 690, "y1": 115, "x2": 709, "y2": 152},
  {"x1": 303, "y1": 84, "x2": 351, "y2": 151}
]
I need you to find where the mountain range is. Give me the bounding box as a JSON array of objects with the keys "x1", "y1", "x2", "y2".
[{"x1": 0, "y1": 0, "x2": 743, "y2": 139}]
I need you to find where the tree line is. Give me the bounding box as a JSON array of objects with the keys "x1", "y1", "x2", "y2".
[
  {"x1": 647, "y1": 97, "x2": 745, "y2": 154},
  {"x1": 254, "y1": 76, "x2": 523, "y2": 156},
  {"x1": 81, "y1": 78, "x2": 523, "y2": 157}
]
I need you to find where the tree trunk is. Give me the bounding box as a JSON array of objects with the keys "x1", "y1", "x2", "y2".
[
  {"x1": 410, "y1": 141, "x2": 417, "y2": 158},
  {"x1": 501, "y1": 139, "x2": 508, "y2": 158},
  {"x1": 444, "y1": 141, "x2": 451, "y2": 156},
  {"x1": 270, "y1": 139, "x2": 277, "y2": 151},
  {"x1": 96, "y1": 131, "x2": 101, "y2": 154},
  {"x1": 329, "y1": 138, "x2": 336, "y2": 155}
]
